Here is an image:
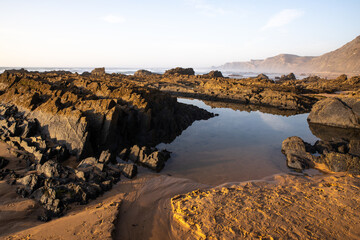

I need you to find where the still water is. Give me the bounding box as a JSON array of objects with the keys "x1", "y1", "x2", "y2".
[{"x1": 157, "y1": 98, "x2": 319, "y2": 186}]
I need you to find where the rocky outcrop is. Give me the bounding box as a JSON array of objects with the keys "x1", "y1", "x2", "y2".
[
  {"x1": 0, "y1": 69, "x2": 214, "y2": 158},
  {"x1": 0, "y1": 69, "x2": 215, "y2": 221},
  {"x1": 279, "y1": 73, "x2": 296, "y2": 81},
  {"x1": 282, "y1": 123, "x2": 360, "y2": 173},
  {"x1": 91, "y1": 67, "x2": 105, "y2": 76},
  {"x1": 134, "y1": 69, "x2": 154, "y2": 77},
  {"x1": 308, "y1": 97, "x2": 360, "y2": 129},
  {"x1": 203, "y1": 70, "x2": 223, "y2": 78},
  {"x1": 164, "y1": 67, "x2": 195, "y2": 76}
]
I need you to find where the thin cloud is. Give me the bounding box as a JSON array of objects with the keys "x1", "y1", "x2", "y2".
[
  {"x1": 102, "y1": 14, "x2": 125, "y2": 24},
  {"x1": 262, "y1": 9, "x2": 304, "y2": 30},
  {"x1": 186, "y1": 0, "x2": 226, "y2": 17}
]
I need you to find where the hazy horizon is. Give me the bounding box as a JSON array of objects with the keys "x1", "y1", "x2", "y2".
[{"x1": 1, "y1": 0, "x2": 360, "y2": 68}]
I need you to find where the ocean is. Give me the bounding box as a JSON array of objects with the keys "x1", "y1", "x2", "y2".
[{"x1": 0, "y1": 67, "x2": 306, "y2": 80}]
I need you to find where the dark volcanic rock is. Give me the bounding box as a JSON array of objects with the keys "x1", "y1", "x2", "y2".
[
  {"x1": 308, "y1": 98, "x2": 360, "y2": 129},
  {"x1": 164, "y1": 67, "x2": 195, "y2": 76}
]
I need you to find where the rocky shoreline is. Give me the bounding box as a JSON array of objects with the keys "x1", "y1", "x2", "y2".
[
  {"x1": 0, "y1": 68, "x2": 214, "y2": 220},
  {"x1": 1, "y1": 67, "x2": 360, "y2": 239}
]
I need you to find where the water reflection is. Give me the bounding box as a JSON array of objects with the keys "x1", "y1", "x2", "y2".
[
  {"x1": 258, "y1": 112, "x2": 292, "y2": 131},
  {"x1": 309, "y1": 122, "x2": 360, "y2": 142},
  {"x1": 157, "y1": 98, "x2": 318, "y2": 186}
]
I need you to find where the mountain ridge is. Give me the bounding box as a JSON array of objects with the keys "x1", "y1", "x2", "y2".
[{"x1": 219, "y1": 35, "x2": 360, "y2": 75}]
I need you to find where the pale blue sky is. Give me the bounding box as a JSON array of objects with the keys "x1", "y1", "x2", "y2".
[{"x1": 0, "y1": 0, "x2": 359, "y2": 68}]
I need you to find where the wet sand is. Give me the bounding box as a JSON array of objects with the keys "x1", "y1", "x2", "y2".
[{"x1": 1, "y1": 142, "x2": 360, "y2": 239}]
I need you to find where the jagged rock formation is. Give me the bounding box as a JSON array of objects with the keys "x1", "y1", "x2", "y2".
[
  {"x1": 219, "y1": 35, "x2": 360, "y2": 75},
  {"x1": 0, "y1": 69, "x2": 213, "y2": 158},
  {"x1": 0, "y1": 68, "x2": 216, "y2": 220}
]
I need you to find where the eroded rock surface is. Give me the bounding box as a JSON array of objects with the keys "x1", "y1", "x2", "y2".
[
  {"x1": 171, "y1": 174, "x2": 360, "y2": 239},
  {"x1": 0, "y1": 69, "x2": 213, "y2": 158},
  {"x1": 282, "y1": 124, "x2": 360, "y2": 173},
  {"x1": 308, "y1": 97, "x2": 360, "y2": 129},
  {"x1": 0, "y1": 69, "x2": 214, "y2": 221}
]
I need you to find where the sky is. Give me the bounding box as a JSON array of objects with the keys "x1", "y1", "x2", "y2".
[{"x1": 0, "y1": 0, "x2": 360, "y2": 68}]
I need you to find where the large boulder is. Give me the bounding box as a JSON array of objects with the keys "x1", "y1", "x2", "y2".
[
  {"x1": 308, "y1": 98, "x2": 360, "y2": 129},
  {"x1": 281, "y1": 136, "x2": 314, "y2": 170}
]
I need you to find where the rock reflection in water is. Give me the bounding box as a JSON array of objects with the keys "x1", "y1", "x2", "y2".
[
  {"x1": 309, "y1": 122, "x2": 360, "y2": 142},
  {"x1": 157, "y1": 98, "x2": 318, "y2": 186}
]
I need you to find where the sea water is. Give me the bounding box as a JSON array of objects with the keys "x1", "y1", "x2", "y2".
[{"x1": 157, "y1": 98, "x2": 319, "y2": 185}]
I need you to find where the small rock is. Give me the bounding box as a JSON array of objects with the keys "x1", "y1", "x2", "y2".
[
  {"x1": 281, "y1": 136, "x2": 314, "y2": 170},
  {"x1": 77, "y1": 157, "x2": 98, "y2": 169},
  {"x1": 37, "y1": 160, "x2": 63, "y2": 178},
  {"x1": 99, "y1": 150, "x2": 113, "y2": 164},
  {"x1": 118, "y1": 148, "x2": 129, "y2": 160},
  {"x1": 116, "y1": 163, "x2": 137, "y2": 179},
  {"x1": 16, "y1": 173, "x2": 43, "y2": 195},
  {"x1": 139, "y1": 150, "x2": 171, "y2": 172},
  {"x1": 128, "y1": 145, "x2": 141, "y2": 162}
]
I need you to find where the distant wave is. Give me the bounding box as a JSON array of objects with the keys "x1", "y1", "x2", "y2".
[{"x1": 0, "y1": 67, "x2": 302, "y2": 80}]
